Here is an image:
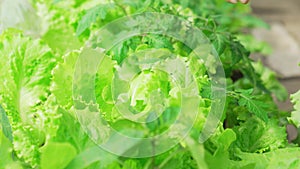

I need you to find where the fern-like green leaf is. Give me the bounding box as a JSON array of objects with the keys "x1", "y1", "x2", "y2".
[
  {"x1": 76, "y1": 4, "x2": 115, "y2": 36},
  {"x1": 237, "y1": 89, "x2": 269, "y2": 122}
]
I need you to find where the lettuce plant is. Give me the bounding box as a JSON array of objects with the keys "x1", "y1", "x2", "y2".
[{"x1": 0, "y1": 0, "x2": 299, "y2": 169}]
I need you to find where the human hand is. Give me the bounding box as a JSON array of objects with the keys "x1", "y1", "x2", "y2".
[{"x1": 227, "y1": 0, "x2": 250, "y2": 4}]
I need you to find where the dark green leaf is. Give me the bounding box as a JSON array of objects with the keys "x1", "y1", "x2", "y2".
[
  {"x1": 236, "y1": 89, "x2": 269, "y2": 122},
  {"x1": 234, "y1": 117, "x2": 287, "y2": 153},
  {"x1": 0, "y1": 105, "x2": 13, "y2": 142},
  {"x1": 76, "y1": 4, "x2": 115, "y2": 36}
]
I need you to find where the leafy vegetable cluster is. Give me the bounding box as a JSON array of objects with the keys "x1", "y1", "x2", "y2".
[{"x1": 0, "y1": 0, "x2": 299, "y2": 169}]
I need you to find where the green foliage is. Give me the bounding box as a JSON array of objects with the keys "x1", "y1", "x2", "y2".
[
  {"x1": 0, "y1": 130, "x2": 22, "y2": 169},
  {"x1": 233, "y1": 117, "x2": 287, "y2": 153},
  {"x1": 233, "y1": 89, "x2": 270, "y2": 122},
  {"x1": 0, "y1": 105, "x2": 13, "y2": 142},
  {"x1": 235, "y1": 148, "x2": 300, "y2": 169},
  {"x1": 0, "y1": 0, "x2": 299, "y2": 169},
  {"x1": 252, "y1": 61, "x2": 288, "y2": 101},
  {"x1": 0, "y1": 31, "x2": 58, "y2": 167},
  {"x1": 40, "y1": 142, "x2": 77, "y2": 169},
  {"x1": 76, "y1": 3, "x2": 115, "y2": 36},
  {"x1": 289, "y1": 90, "x2": 300, "y2": 128}
]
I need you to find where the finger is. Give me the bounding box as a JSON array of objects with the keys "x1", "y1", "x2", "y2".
[
  {"x1": 227, "y1": 0, "x2": 238, "y2": 3},
  {"x1": 240, "y1": 0, "x2": 250, "y2": 4}
]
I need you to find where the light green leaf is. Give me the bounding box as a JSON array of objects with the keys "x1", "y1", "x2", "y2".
[
  {"x1": 289, "y1": 90, "x2": 300, "y2": 127},
  {"x1": 0, "y1": 31, "x2": 56, "y2": 123},
  {"x1": 40, "y1": 142, "x2": 77, "y2": 169},
  {"x1": 122, "y1": 159, "x2": 141, "y2": 169},
  {"x1": 204, "y1": 128, "x2": 237, "y2": 169},
  {"x1": 43, "y1": 28, "x2": 81, "y2": 54},
  {"x1": 0, "y1": 31, "x2": 57, "y2": 167},
  {"x1": 237, "y1": 34, "x2": 272, "y2": 56},
  {"x1": 0, "y1": 130, "x2": 22, "y2": 169},
  {"x1": 51, "y1": 51, "x2": 79, "y2": 108},
  {"x1": 185, "y1": 137, "x2": 208, "y2": 169},
  {"x1": 266, "y1": 148, "x2": 300, "y2": 169},
  {"x1": 235, "y1": 148, "x2": 300, "y2": 169},
  {"x1": 65, "y1": 146, "x2": 116, "y2": 169}
]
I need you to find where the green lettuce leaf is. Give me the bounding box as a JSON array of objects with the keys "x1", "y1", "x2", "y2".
[
  {"x1": 65, "y1": 146, "x2": 117, "y2": 169},
  {"x1": 233, "y1": 117, "x2": 287, "y2": 153},
  {"x1": 51, "y1": 51, "x2": 80, "y2": 109},
  {"x1": 40, "y1": 142, "x2": 77, "y2": 169},
  {"x1": 235, "y1": 148, "x2": 300, "y2": 169},
  {"x1": 0, "y1": 130, "x2": 22, "y2": 169},
  {"x1": 0, "y1": 30, "x2": 57, "y2": 167},
  {"x1": 289, "y1": 90, "x2": 300, "y2": 128},
  {"x1": 204, "y1": 128, "x2": 237, "y2": 169},
  {"x1": 51, "y1": 50, "x2": 95, "y2": 152}
]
